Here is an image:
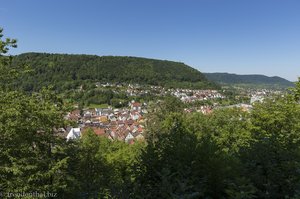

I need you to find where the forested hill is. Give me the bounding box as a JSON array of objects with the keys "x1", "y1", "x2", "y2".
[
  {"x1": 204, "y1": 72, "x2": 294, "y2": 88},
  {"x1": 12, "y1": 53, "x2": 217, "y2": 91}
]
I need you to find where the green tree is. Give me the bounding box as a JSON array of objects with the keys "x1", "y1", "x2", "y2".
[
  {"x1": 74, "y1": 129, "x2": 111, "y2": 198},
  {"x1": 240, "y1": 96, "x2": 300, "y2": 198},
  {"x1": 0, "y1": 90, "x2": 69, "y2": 196},
  {"x1": 291, "y1": 77, "x2": 300, "y2": 102},
  {"x1": 186, "y1": 108, "x2": 252, "y2": 154},
  {"x1": 0, "y1": 28, "x2": 17, "y2": 90},
  {"x1": 135, "y1": 113, "x2": 200, "y2": 198},
  {"x1": 135, "y1": 112, "x2": 249, "y2": 198},
  {"x1": 105, "y1": 138, "x2": 144, "y2": 198},
  {"x1": 0, "y1": 28, "x2": 71, "y2": 198},
  {"x1": 145, "y1": 96, "x2": 184, "y2": 142},
  {"x1": 186, "y1": 110, "x2": 256, "y2": 198}
]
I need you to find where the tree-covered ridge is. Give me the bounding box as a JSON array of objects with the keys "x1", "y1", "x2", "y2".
[
  {"x1": 204, "y1": 72, "x2": 294, "y2": 88},
  {"x1": 12, "y1": 52, "x2": 217, "y2": 91}
]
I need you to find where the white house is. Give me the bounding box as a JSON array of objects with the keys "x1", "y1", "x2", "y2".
[
  {"x1": 66, "y1": 128, "x2": 81, "y2": 141},
  {"x1": 250, "y1": 96, "x2": 264, "y2": 104},
  {"x1": 125, "y1": 132, "x2": 134, "y2": 142}
]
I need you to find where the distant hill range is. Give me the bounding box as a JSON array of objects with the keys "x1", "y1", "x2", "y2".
[
  {"x1": 204, "y1": 72, "x2": 294, "y2": 88},
  {"x1": 11, "y1": 53, "x2": 217, "y2": 91}
]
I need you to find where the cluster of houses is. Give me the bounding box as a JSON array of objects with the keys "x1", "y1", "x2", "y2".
[
  {"x1": 126, "y1": 84, "x2": 150, "y2": 97},
  {"x1": 217, "y1": 89, "x2": 283, "y2": 112},
  {"x1": 170, "y1": 89, "x2": 224, "y2": 102},
  {"x1": 184, "y1": 105, "x2": 213, "y2": 114},
  {"x1": 128, "y1": 85, "x2": 225, "y2": 103},
  {"x1": 62, "y1": 82, "x2": 281, "y2": 143},
  {"x1": 92, "y1": 83, "x2": 283, "y2": 106},
  {"x1": 63, "y1": 101, "x2": 147, "y2": 143},
  {"x1": 95, "y1": 82, "x2": 225, "y2": 102},
  {"x1": 232, "y1": 87, "x2": 283, "y2": 104}
]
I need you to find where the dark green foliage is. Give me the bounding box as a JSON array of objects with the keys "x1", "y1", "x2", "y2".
[
  {"x1": 0, "y1": 29, "x2": 76, "y2": 198},
  {"x1": 136, "y1": 88, "x2": 300, "y2": 198},
  {"x1": 137, "y1": 105, "x2": 253, "y2": 198},
  {"x1": 12, "y1": 53, "x2": 217, "y2": 91},
  {"x1": 73, "y1": 130, "x2": 111, "y2": 198},
  {"x1": 0, "y1": 90, "x2": 69, "y2": 195},
  {"x1": 135, "y1": 113, "x2": 236, "y2": 198},
  {"x1": 291, "y1": 77, "x2": 300, "y2": 102},
  {"x1": 0, "y1": 28, "x2": 19, "y2": 91},
  {"x1": 239, "y1": 97, "x2": 300, "y2": 198},
  {"x1": 77, "y1": 88, "x2": 137, "y2": 108},
  {"x1": 204, "y1": 72, "x2": 294, "y2": 88},
  {"x1": 64, "y1": 130, "x2": 144, "y2": 198}
]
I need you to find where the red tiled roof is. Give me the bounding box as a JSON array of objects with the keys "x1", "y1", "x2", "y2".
[
  {"x1": 126, "y1": 120, "x2": 134, "y2": 125},
  {"x1": 132, "y1": 102, "x2": 141, "y2": 107},
  {"x1": 92, "y1": 127, "x2": 106, "y2": 136},
  {"x1": 82, "y1": 127, "x2": 106, "y2": 136},
  {"x1": 71, "y1": 109, "x2": 80, "y2": 115}
]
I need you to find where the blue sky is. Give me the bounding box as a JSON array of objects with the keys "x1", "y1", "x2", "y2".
[{"x1": 1, "y1": 0, "x2": 300, "y2": 81}]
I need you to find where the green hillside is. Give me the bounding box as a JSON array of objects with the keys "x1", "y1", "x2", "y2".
[
  {"x1": 12, "y1": 53, "x2": 217, "y2": 91},
  {"x1": 204, "y1": 72, "x2": 294, "y2": 88}
]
